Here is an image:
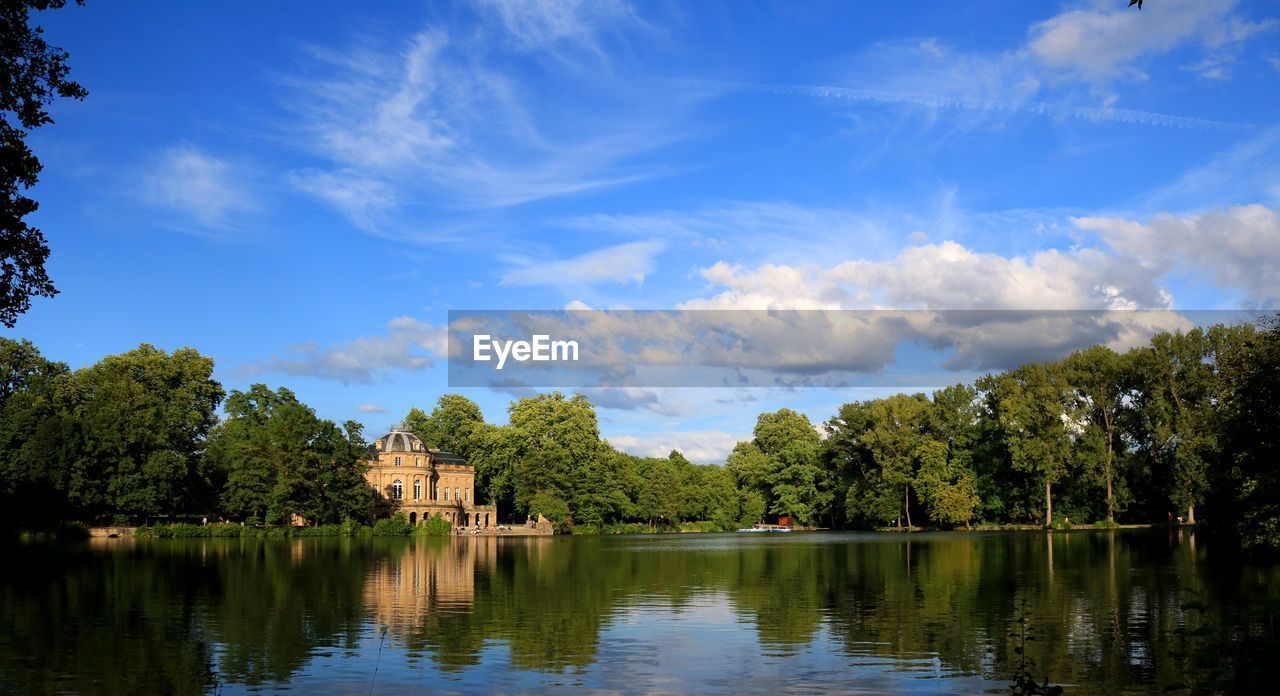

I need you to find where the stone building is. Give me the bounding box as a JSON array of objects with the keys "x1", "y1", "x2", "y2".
[{"x1": 366, "y1": 427, "x2": 498, "y2": 528}]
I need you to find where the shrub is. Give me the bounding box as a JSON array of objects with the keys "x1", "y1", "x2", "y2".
[
  {"x1": 372, "y1": 512, "x2": 412, "y2": 536},
  {"x1": 209, "y1": 523, "x2": 243, "y2": 537},
  {"x1": 418, "y1": 514, "x2": 452, "y2": 536}
]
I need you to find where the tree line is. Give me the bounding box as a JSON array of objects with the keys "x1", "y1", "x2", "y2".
[{"x1": 1, "y1": 314, "x2": 1277, "y2": 550}]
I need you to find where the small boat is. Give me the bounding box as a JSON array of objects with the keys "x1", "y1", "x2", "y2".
[{"x1": 736, "y1": 525, "x2": 793, "y2": 533}]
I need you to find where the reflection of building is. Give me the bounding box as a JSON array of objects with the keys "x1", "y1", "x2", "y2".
[
  {"x1": 363, "y1": 538, "x2": 496, "y2": 630},
  {"x1": 366, "y1": 428, "x2": 498, "y2": 528}
]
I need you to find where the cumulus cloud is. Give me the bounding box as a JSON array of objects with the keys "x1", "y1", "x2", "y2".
[
  {"x1": 1027, "y1": 0, "x2": 1275, "y2": 84},
  {"x1": 681, "y1": 241, "x2": 1170, "y2": 312},
  {"x1": 608, "y1": 430, "x2": 742, "y2": 463},
  {"x1": 243, "y1": 317, "x2": 446, "y2": 384},
  {"x1": 1075, "y1": 203, "x2": 1280, "y2": 306},
  {"x1": 357, "y1": 403, "x2": 389, "y2": 414},
  {"x1": 141, "y1": 144, "x2": 256, "y2": 231},
  {"x1": 501, "y1": 240, "x2": 664, "y2": 286}
]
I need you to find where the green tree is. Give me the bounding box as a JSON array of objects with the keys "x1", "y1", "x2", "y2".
[
  {"x1": 1062, "y1": 345, "x2": 1132, "y2": 522},
  {"x1": 861, "y1": 394, "x2": 934, "y2": 528},
  {"x1": 505, "y1": 392, "x2": 600, "y2": 525},
  {"x1": 1217, "y1": 315, "x2": 1280, "y2": 551},
  {"x1": 1, "y1": 0, "x2": 88, "y2": 326},
  {"x1": 73, "y1": 344, "x2": 223, "y2": 522},
  {"x1": 752, "y1": 408, "x2": 823, "y2": 526},
  {"x1": 405, "y1": 394, "x2": 486, "y2": 459},
  {"x1": 982, "y1": 364, "x2": 1072, "y2": 527},
  {"x1": 0, "y1": 337, "x2": 76, "y2": 524},
  {"x1": 208, "y1": 385, "x2": 370, "y2": 524}
]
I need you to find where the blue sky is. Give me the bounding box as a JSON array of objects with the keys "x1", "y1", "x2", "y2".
[{"x1": 6, "y1": 0, "x2": 1279, "y2": 462}]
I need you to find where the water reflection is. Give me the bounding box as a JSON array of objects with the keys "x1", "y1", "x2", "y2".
[{"x1": 1, "y1": 531, "x2": 1277, "y2": 694}]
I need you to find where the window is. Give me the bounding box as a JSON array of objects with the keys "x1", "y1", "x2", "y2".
[
  {"x1": 415, "y1": 457, "x2": 422, "y2": 467},
  {"x1": 465, "y1": 488, "x2": 470, "y2": 502},
  {"x1": 443, "y1": 487, "x2": 450, "y2": 501},
  {"x1": 454, "y1": 487, "x2": 460, "y2": 502},
  {"x1": 413, "y1": 480, "x2": 422, "y2": 500},
  {"x1": 394, "y1": 456, "x2": 402, "y2": 466},
  {"x1": 432, "y1": 485, "x2": 438, "y2": 501},
  {"x1": 392, "y1": 480, "x2": 403, "y2": 500}
]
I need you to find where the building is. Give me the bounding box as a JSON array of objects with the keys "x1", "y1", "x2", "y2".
[{"x1": 366, "y1": 427, "x2": 498, "y2": 529}]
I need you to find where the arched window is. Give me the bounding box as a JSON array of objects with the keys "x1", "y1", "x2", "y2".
[
  {"x1": 413, "y1": 480, "x2": 422, "y2": 500},
  {"x1": 392, "y1": 479, "x2": 403, "y2": 500}
]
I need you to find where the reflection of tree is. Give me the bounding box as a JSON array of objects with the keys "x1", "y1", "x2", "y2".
[{"x1": 2, "y1": 533, "x2": 1278, "y2": 692}]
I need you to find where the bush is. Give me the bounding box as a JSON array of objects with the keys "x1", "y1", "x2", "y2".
[
  {"x1": 372, "y1": 512, "x2": 412, "y2": 536},
  {"x1": 152, "y1": 523, "x2": 209, "y2": 538},
  {"x1": 418, "y1": 514, "x2": 452, "y2": 536}
]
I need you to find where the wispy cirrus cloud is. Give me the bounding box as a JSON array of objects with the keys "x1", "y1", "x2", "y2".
[
  {"x1": 279, "y1": 3, "x2": 688, "y2": 239},
  {"x1": 761, "y1": 1, "x2": 1273, "y2": 133},
  {"x1": 501, "y1": 240, "x2": 665, "y2": 287},
  {"x1": 140, "y1": 144, "x2": 258, "y2": 233}
]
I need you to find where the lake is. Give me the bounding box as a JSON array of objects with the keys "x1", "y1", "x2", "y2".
[{"x1": 2, "y1": 529, "x2": 1277, "y2": 694}]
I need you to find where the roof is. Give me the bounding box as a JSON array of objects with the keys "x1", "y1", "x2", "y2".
[
  {"x1": 374, "y1": 428, "x2": 424, "y2": 453},
  {"x1": 429, "y1": 449, "x2": 467, "y2": 465}
]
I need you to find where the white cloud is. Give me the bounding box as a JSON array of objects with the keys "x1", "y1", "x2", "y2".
[
  {"x1": 775, "y1": 1, "x2": 1273, "y2": 133},
  {"x1": 1075, "y1": 204, "x2": 1280, "y2": 305},
  {"x1": 681, "y1": 241, "x2": 1171, "y2": 312},
  {"x1": 141, "y1": 144, "x2": 256, "y2": 230},
  {"x1": 357, "y1": 403, "x2": 389, "y2": 414},
  {"x1": 608, "y1": 430, "x2": 742, "y2": 463},
  {"x1": 501, "y1": 240, "x2": 665, "y2": 287},
  {"x1": 281, "y1": 9, "x2": 680, "y2": 237},
  {"x1": 243, "y1": 317, "x2": 446, "y2": 384},
  {"x1": 477, "y1": 0, "x2": 630, "y2": 51},
  {"x1": 1027, "y1": 0, "x2": 1275, "y2": 84}
]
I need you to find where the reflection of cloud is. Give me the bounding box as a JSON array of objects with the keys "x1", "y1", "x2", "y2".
[{"x1": 243, "y1": 317, "x2": 446, "y2": 385}]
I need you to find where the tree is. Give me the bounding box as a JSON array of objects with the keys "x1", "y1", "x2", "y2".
[
  {"x1": 405, "y1": 394, "x2": 485, "y2": 459},
  {"x1": 861, "y1": 394, "x2": 933, "y2": 529},
  {"x1": 0, "y1": 336, "x2": 76, "y2": 524},
  {"x1": 1217, "y1": 315, "x2": 1280, "y2": 551},
  {"x1": 505, "y1": 392, "x2": 600, "y2": 525},
  {"x1": 983, "y1": 364, "x2": 1072, "y2": 527},
  {"x1": 73, "y1": 344, "x2": 223, "y2": 522},
  {"x1": 1062, "y1": 345, "x2": 1131, "y2": 522},
  {"x1": 209, "y1": 385, "x2": 371, "y2": 524},
  {"x1": 1, "y1": 0, "x2": 87, "y2": 326},
  {"x1": 752, "y1": 408, "x2": 824, "y2": 526}
]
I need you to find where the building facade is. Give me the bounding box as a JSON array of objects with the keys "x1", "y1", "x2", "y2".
[{"x1": 366, "y1": 428, "x2": 498, "y2": 528}]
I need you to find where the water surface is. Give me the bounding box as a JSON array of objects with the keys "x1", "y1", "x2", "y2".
[{"x1": 2, "y1": 530, "x2": 1276, "y2": 694}]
